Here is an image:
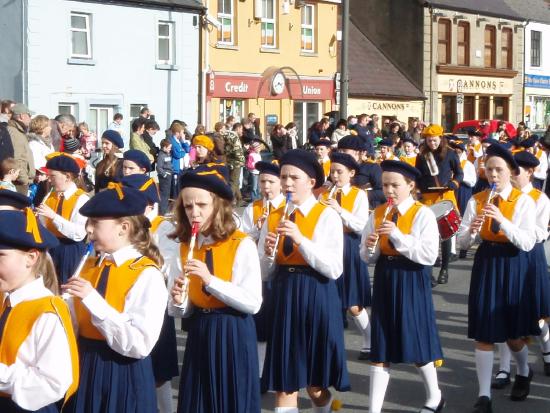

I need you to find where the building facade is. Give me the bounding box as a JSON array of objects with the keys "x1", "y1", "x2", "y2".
[
  {"x1": 524, "y1": 22, "x2": 550, "y2": 129},
  {"x1": 202, "y1": 0, "x2": 339, "y2": 142},
  {"x1": 0, "y1": 0, "x2": 202, "y2": 145}
]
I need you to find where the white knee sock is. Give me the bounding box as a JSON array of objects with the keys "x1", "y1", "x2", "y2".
[
  {"x1": 416, "y1": 362, "x2": 442, "y2": 409},
  {"x1": 450, "y1": 235, "x2": 456, "y2": 254},
  {"x1": 257, "y1": 342, "x2": 267, "y2": 377},
  {"x1": 475, "y1": 349, "x2": 494, "y2": 398},
  {"x1": 510, "y1": 344, "x2": 530, "y2": 377},
  {"x1": 496, "y1": 342, "x2": 511, "y2": 374},
  {"x1": 275, "y1": 408, "x2": 299, "y2": 413},
  {"x1": 369, "y1": 365, "x2": 390, "y2": 413},
  {"x1": 312, "y1": 394, "x2": 333, "y2": 413},
  {"x1": 538, "y1": 319, "x2": 550, "y2": 361},
  {"x1": 156, "y1": 381, "x2": 173, "y2": 413},
  {"x1": 353, "y1": 309, "x2": 371, "y2": 351}
]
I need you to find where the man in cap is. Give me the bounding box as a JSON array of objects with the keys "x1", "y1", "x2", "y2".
[{"x1": 6, "y1": 103, "x2": 35, "y2": 194}]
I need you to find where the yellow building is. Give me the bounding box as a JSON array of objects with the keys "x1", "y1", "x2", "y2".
[{"x1": 202, "y1": 0, "x2": 339, "y2": 142}]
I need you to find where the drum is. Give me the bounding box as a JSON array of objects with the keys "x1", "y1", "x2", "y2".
[{"x1": 430, "y1": 200, "x2": 461, "y2": 240}]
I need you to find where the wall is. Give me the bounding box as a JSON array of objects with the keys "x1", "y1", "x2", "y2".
[
  {"x1": 0, "y1": 0, "x2": 25, "y2": 102},
  {"x1": 524, "y1": 22, "x2": 550, "y2": 129}
]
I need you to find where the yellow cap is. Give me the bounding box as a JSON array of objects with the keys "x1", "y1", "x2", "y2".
[
  {"x1": 422, "y1": 124, "x2": 444, "y2": 137},
  {"x1": 192, "y1": 135, "x2": 215, "y2": 152}
]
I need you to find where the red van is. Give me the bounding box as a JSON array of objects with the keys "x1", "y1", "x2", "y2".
[{"x1": 453, "y1": 120, "x2": 516, "y2": 138}]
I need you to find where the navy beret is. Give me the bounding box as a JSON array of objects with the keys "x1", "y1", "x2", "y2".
[
  {"x1": 280, "y1": 149, "x2": 325, "y2": 189},
  {"x1": 483, "y1": 138, "x2": 500, "y2": 146},
  {"x1": 485, "y1": 143, "x2": 519, "y2": 173},
  {"x1": 180, "y1": 164, "x2": 234, "y2": 200},
  {"x1": 102, "y1": 130, "x2": 124, "y2": 149},
  {"x1": 337, "y1": 135, "x2": 364, "y2": 151},
  {"x1": 123, "y1": 149, "x2": 152, "y2": 172},
  {"x1": 80, "y1": 183, "x2": 148, "y2": 217},
  {"x1": 449, "y1": 141, "x2": 466, "y2": 152},
  {"x1": 467, "y1": 128, "x2": 484, "y2": 137},
  {"x1": 401, "y1": 138, "x2": 418, "y2": 146},
  {"x1": 0, "y1": 209, "x2": 58, "y2": 250},
  {"x1": 514, "y1": 151, "x2": 540, "y2": 169},
  {"x1": 0, "y1": 188, "x2": 31, "y2": 209},
  {"x1": 329, "y1": 152, "x2": 359, "y2": 172},
  {"x1": 120, "y1": 174, "x2": 159, "y2": 204},
  {"x1": 45, "y1": 153, "x2": 81, "y2": 175},
  {"x1": 519, "y1": 137, "x2": 536, "y2": 148},
  {"x1": 256, "y1": 161, "x2": 280, "y2": 177},
  {"x1": 379, "y1": 139, "x2": 394, "y2": 147},
  {"x1": 380, "y1": 160, "x2": 421, "y2": 180},
  {"x1": 313, "y1": 139, "x2": 332, "y2": 147}
]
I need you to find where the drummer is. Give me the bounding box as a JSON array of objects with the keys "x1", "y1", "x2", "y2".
[{"x1": 415, "y1": 124, "x2": 463, "y2": 286}]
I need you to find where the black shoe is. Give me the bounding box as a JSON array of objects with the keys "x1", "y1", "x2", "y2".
[
  {"x1": 434, "y1": 257, "x2": 441, "y2": 267},
  {"x1": 358, "y1": 349, "x2": 370, "y2": 360},
  {"x1": 491, "y1": 370, "x2": 511, "y2": 389},
  {"x1": 437, "y1": 269, "x2": 449, "y2": 284},
  {"x1": 543, "y1": 352, "x2": 550, "y2": 376},
  {"x1": 431, "y1": 275, "x2": 438, "y2": 288},
  {"x1": 472, "y1": 396, "x2": 492, "y2": 413},
  {"x1": 510, "y1": 368, "x2": 533, "y2": 401},
  {"x1": 449, "y1": 253, "x2": 458, "y2": 262},
  {"x1": 419, "y1": 397, "x2": 445, "y2": 412},
  {"x1": 459, "y1": 250, "x2": 468, "y2": 259}
]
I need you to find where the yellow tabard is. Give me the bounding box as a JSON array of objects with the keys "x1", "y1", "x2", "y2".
[
  {"x1": 44, "y1": 189, "x2": 86, "y2": 238},
  {"x1": 374, "y1": 202, "x2": 423, "y2": 255},
  {"x1": 322, "y1": 160, "x2": 331, "y2": 177},
  {"x1": 150, "y1": 215, "x2": 166, "y2": 234},
  {"x1": 528, "y1": 187, "x2": 543, "y2": 203},
  {"x1": 320, "y1": 186, "x2": 360, "y2": 232},
  {"x1": 400, "y1": 155, "x2": 417, "y2": 167},
  {"x1": 473, "y1": 187, "x2": 522, "y2": 242}
]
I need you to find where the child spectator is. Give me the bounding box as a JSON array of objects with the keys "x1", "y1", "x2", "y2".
[
  {"x1": 0, "y1": 157, "x2": 20, "y2": 191},
  {"x1": 246, "y1": 141, "x2": 262, "y2": 200},
  {"x1": 157, "y1": 138, "x2": 174, "y2": 215}
]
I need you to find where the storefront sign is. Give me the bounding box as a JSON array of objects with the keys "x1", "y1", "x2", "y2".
[
  {"x1": 438, "y1": 75, "x2": 514, "y2": 95},
  {"x1": 348, "y1": 99, "x2": 423, "y2": 120},
  {"x1": 525, "y1": 74, "x2": 550, "y2": 89}
]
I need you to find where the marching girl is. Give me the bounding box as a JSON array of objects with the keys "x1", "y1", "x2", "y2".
[
  {"x1": 169, "y1": 165, "x2": 263, "y2": 413},
  {"x1": 122, "y1": 149, "x2": 152, "y2": 176},
  {"x1": 120, "y1": 174, "x2": 179, "y2": 413},
  {"x1": 259, "y1": 149, "x2": 349, "y2": 413},
  {"x1": 415, "y1": 124, "x2": 463, "y2": 286},
  {"x1": 361, "y1": 160, "x2": 444, "y2": 413},
  {"x1": 191, "y1": 135, "x2": 219, "y2": 168},
  {"x1": 467, "y1": 129, "x2": 484, "y2": 165},
  {"x1": 519, "y1": 137, "x2": 548, "y2": 190},
  {"x1": 399, "y1": 138, "x2": 418, "y2": 167},
  {"x1": 35, "y1": 153, "x2": 88, "y2": 285},
  {"x1": 319, "y1": 152, "x2": 372, "y2": 360},
  {"x1": 94, "y1": 130, "x2": 124, "y2": 193},
  {"x1": 378, "y1": 139, "x2": 398, "y2": 162},
  {"x1": 492, "y1": 150, "x2": 550, "y2": 390},
  {"x1": 456, "y1": 144, "x2": 538, "y2": 413},
  {"x1": 313, "y1": 140, "x2": 332, "y2": 180},
  {"x1": 62, "y1": 184, "x2": 168, "y2": 413},
  {"x1": 0, "y1": 208, "x2": 79, "y2": 412},
  {"x1": 472, "y1": 138, "x2": 499, "y2": 195}
]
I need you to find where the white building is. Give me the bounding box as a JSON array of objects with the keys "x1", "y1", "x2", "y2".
[{"x1": 0, "y1": 0, "x2": 203, "y2": 145}]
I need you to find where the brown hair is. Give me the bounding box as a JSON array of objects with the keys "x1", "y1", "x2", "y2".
[
  {"x1": 170, "y1": 123, "x2": 184, "y2": 134},
  {"x1": 170, "y1": 190, "x2": 236, "y2": 243},
  {"x1": 116, "y1": 215, "x2": 164, "y2": 267},
  {"x1": 420, "y1": 135, "x2": 448, "y2": 161},
  {"x1": 160, "y1": 138, "x2": 172, "y2": 148},
  {"x1": 0, "y1": 157, "x2": 17, "y2": 179},
  {"x1": 29, "y1": 115, "x2": 50, "y2": 135},
  {"x1": 95, "y1": 153, "x2": 121, "y2": 179}
]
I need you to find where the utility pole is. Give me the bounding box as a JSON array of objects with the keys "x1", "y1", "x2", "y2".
[{"x1": 340, "y1": 0, "x2": 349, "y2": 120}]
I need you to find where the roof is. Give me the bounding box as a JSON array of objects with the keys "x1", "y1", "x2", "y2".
[
  {"x1": 348, "y1": 20, "x2": 425, "y2": 100},
  {"x1": 423, "y1": 0, "x2": 524, "y2": 21},
  {"x1": 502, "y1": 0, "x2": 550, "y2": 24},
  {"x1": 72, "y1": 0, "x2": 205, "y2": 12}
]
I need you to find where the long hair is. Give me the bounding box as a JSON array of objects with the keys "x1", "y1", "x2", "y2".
[
  {"x1": 117, "y1": 215, "x2": 164, "y2": 267},
  {"x1": 35, "y1": 251, "x2": 59, "y2": 295},
  {"x1": 170, "y1": 190, "x2": 236, "y2": 243},
  {"x1": 420, "y1": 135, "x2": 448, "y2": 161}
]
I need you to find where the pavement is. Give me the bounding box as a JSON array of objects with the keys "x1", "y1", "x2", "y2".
[{"x1": 171, "y1": 247, "x2": 550, "y2": 412}]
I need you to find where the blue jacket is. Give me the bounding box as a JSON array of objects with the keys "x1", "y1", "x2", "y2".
[{"x1": 169, "y1": 136, "x2": 190, "y2": 173}]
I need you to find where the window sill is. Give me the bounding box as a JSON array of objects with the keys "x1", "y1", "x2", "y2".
[
  {"x1": 155, "y1": 64, "x2": 179, "y2": 71},
  {"x1": 67, "y1": 58, "x2": 96, "y2": 66},
  {"x1": 216, "y1": 43, "x2": 238, "y2": 50},
  {"x1": 300, "y1": 51, "x2": 318, "y2": 57},
  {"x1": 260, "y1": 47, "x2": 280, "y2": 54}
]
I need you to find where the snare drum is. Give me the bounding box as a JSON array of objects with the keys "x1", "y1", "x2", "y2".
[{"x1": 430, "y1": 200, "x2": 461, "y2": 240}]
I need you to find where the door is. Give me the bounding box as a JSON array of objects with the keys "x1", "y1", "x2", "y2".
[
  {"x1": 88, "y1": 106, "x2": 114, "y2": 138},
  {"x1": 293, "y1": 101, "x2": 321, "y2": 147}
]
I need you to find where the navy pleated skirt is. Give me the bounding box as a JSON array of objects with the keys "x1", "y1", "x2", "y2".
[
  {"x1": 151, "y1": 311, "x2": 179, "y2": 383},
  {"x1": 455, "y1": 185, "x2": 473, "y2": 216},
  {"x1": 49, "y1": 239, "x2": 86, "y2": 285},
  {"x1": 177, "y1": 308, "x2": 260, "y2": 413},
  {"x1": 0, "y1": 398, "x2": 58, "y2": 413},
  {"x1": 468, "y1": 241, "x2": 542, "y2": 343},
  {"x1": 370, "y1": 255, "x2": 443, "y2": 364},
  {"x1": 253, "y1": 281, "x2": 272, "y2": 342},
  {"x1": 528, "y1": 242, "x2": 550, "y2": 319},
  {"x1": 64, "y1": 337, "x2": 157, "y2": 413},
  {"x1": 261, "y1": 266, "x2": 350, "y2": 393},
  {"x1": 337, "y1": 232, "x2": 371, "y2": 311}
]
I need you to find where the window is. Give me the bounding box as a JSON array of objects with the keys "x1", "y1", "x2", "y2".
[
  {"x1": 484, "y1": 25, "x2": 496, "y2": 68},
  {"x1": 293, "y1": 101, "x2": 321, "y2": 147},
  {"x1": 261, "y1": 0, "x2": 276, "y2": 48},
  {"x1": 463, "y1": 96, "x2": 475, "y2": 121},
  {"x1": 219, "y1": 99, "x2": 244, "y2": 122},
  {"x1": 478, "y1": 97, "x2": 490, "y2": 119},
  {"x1": 301, "y1": 4, "x2": 315, "y2": 52},
  {"x1": 457, "y1": 22, "x2": 470, "y2": 66},
  {"x1": 501, "y1": 28, "x2": 513, "y2": 69},
  {"x1": 58, "y1": 103, "x2": 79, "y2": 120},
  {"x1": 88, "y1": 106, "x2": 114, "y2": 137},
  {"x1": 437, "y1": 19, "x2": 451, "y2": 65},
  {"x1": 217, "y1": 0, "x2": 234, "y2": 44},
  {"x1": 70, "y1": 12, "x2": 92, "y2": 58},
  {"x1": 493, "y1": 97, "x2": 509, "y2": 121},
  {"x1": 157, "y1": 21, "x2": 175, "y2": 64},
  {"x1": 531, "y1": 30, "x2": 541, "y2": 67}
]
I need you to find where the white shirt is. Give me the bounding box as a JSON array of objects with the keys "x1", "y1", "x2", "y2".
[
  {"x1": 28, "y1": 138, "x2": 54, "y2": 170},
  {"x1": 0, "y1": 277, "x2": 72, "y2": 411},
  {"x1": 331, "y1": 183, "x2": 369, "y2": 234},
  {"x1": 72, "y1": 245, "x2": 168, "y2": 359},
  {"x1": 241, "y1": 193, "x2": 285, "y2": 242},
  {"x1": 460, "y1": 155, "x2": 477, "y2": 188},
  {"x1": 521, "y1": 183, "x2": 550, "y2": 243},
  {"x1": 258, "y1": 194, "x2": 344, "y2": 280},
  {"x1": 534, "y1": 149, "x2": 548, "y2": 180},
  {"x1": 40, "y1": 183, "x2": 88, "y2": 241},
  {"x1": 457, "y1": 183, "x2": 537, "y2": 251},
  {"x1": 167, "y1": 233, "x2": 263, "y2": 317},
  {"x1": 360, "y1": 196, "x2": 439, "y2": 266}
]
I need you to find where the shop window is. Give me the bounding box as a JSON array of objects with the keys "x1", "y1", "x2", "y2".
[
  {"x1": 301, "y1": 4, "x2": 315, "y2": 53},
  {"x1": 217, "y1": 0, "x2": 234, "y2": 45},
  {"x1": 70, "y1": 12, "x2": 92, "y2": 59},
  {"x1": 441, "y1": 95, "x2": 456, "y2": 132},
  {"x1": 478, "y1": 97, "x2": 490, "y2": 120},
  {"x1": 463, "y1": 96, "x2": 475, "y2": 121},
  {"x1": 130, "y1": 104, "x2": 147, "y2": 119},
  {"x1": 484, "y1": 25, "x2": 496, "y2": 68},
  {"x1": 501, "y1": 28, "x2": 513, "y2": 70},
  {"x1": 531, "y1": 30, "x2": 541, "y2": 67},
  {"x1": 219, "y1": 99, "x2": 244, "y2": 123},
  {"x1": 58, "y1": 103, "x2": 79, "y2": 120},
  {"x1": 437, "y1": 19, "x2": 451, "y2": 65},
  {"x1": 293, "y1": 101, "x2": 321, "y2": 147},
  {"x1": 457, "y1": 22, "x2": 470, "y2": 66},
  {"x1": 493, "y1": 97, "x2": 509, "y2": 121},
  {"x1": 261, "y1": 0, "x2": 276, "y2": 48},
  {"x1": 157, "y1": 21, "x2": 175, "y2": 65}
]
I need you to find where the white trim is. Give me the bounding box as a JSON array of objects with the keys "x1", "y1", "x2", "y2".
[
  {"x1": 157, "y1": 20, "x2": 175, "y2": 65},
  {"x1": 70, "y1": 12, "x2": 92, "y2": 59}
]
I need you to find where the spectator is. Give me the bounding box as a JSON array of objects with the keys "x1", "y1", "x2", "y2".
[
  {"x1": 94, "y1": 130, "x2": 124, "y2": 192},
  {"x1": 0, "y1": 118, "x2": 15, "y2": 163},
  {"x1": 331, "y1": 119, "x2": 350, "y2": 146},
  {"x1": 216, "y1": 121, "x2": 245, "y2": 203},
  {"x1": 156, "y1": 138, "x2": 173, "y2": 215},
  {"x1": 28, "y1": 115, "x2": 54, "y2": 170},
  {"x1": 107, "y1": 113, "x2": 126, "y2": 147},
  {"x1": 139, "y1": 107, "x2": 154, "y2": 120},
  {"x1": 308, "y1": 119, "x2": 330, "y2": 146},
  {"x1": 193, "y1": 124, "x2": 206, "y2": 137},
  {"x1": 0, "y1": 99, "x2": 15, "y2": 123},
  {"x1": 143, "y1": 120, "x2": 160, "y2": 159},
  {"x1": 6, "y1": 103, "x2": 35, "y2": 194},
  {"x1": 247, "y1": 113, "x2": 257, "y2": 136},
  {"x1": 355, "y1": 114, "x2": 375, "y2": 156},
  {"x1": 169, "y1": 123, "x2": 190, "y2": 197},
  {"x1": 285, "y1": 122, "x2": 299, "y2": 149},
  {"x1": 225, "y1": 115, "x2": 236, "y2": 130},
  {"x1": 241, "y1": 118, "x2": 256, "y2": 144},
  {"x1": 246, "y1": 141, "x2": 262, "y2": 200},
  {"x1": 129, "y1": 117, "x2": 152, "y2": 161},
  {"x1": 51, "y1": 114, "x2": 76, "y2": 151},
  {"x1": 270, "y1": 124, "x2": 290, "y2": 161},
  {"x1": 407, "y1": 118, "x2": 423, "y2": 144},
  {"x1": 0, "y1": 157, "x2": 19, "y2": 191},
  {"x1": 78, "y1": 122, "x2": 97, "y2": 159}
]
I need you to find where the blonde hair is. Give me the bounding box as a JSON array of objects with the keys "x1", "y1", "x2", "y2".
[
  {"x1": 117, "y1": 215, "x2": 164, "y2": 267},
  {"x1": 34, "y1": 251, "x2": 59, "y2": 295},
  {"x1": 29, "y1": 115, "x2": 50, "y2": 135}
]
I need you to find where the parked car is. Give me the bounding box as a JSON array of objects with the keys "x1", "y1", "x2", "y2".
[{"x1": 453, "y1": 119, "x2": 517, "y2": 138}]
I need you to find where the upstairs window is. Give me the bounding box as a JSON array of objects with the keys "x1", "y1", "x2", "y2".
[
  {"x1": 501, "y1": 27, "x2": 513, "y2": 69},
  {"x1": 261, "y1": 0, "x2": 276, "y2": 48},
  {"x1": 70, "y1": 12, "x2": 92, "y2": 59},
  {"x1": 218, "y1": 0, "x2": 234, "y2": 45},
  {"x1": 157, "y1": 21, "x2": 175, "y2": 65},
  {"x1": 457, "y1": 21, "x2": 470, "y2": 66},
  {"x1": 301, "y1": 4, "x2": 315, "y2": 52},
  {"x1": 484, "y1": 25, "x2": 496, "y2": 68},
  {"x1": 437, "y1": 19, "x2": 451, "y2": 65},
  {"x1": 531, "y1": 30, "x2": 541, "y2": 67}
]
